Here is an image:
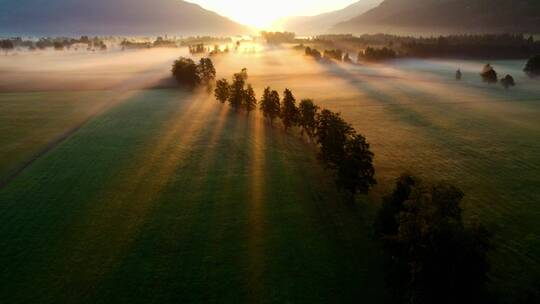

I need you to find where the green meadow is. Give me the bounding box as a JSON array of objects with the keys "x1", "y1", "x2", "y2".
[{"x1": 1, "y1": 48, "x2": 539, "y2": 303}]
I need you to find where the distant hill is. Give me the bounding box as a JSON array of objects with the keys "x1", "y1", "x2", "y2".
[
  {"x1": 0, "y1": 0, "x2": 251, "y2": 36},
  {"x1": 276, "y1": 0, "x2": 382, "y2": 35},
  {"x1": 332, "y1": 0, "x2": 540, "y2": 35}
]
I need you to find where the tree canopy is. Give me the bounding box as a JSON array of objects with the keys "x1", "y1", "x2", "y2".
[
  {"x1": 171, "y1": 57, "x2": 200, "y2": 87},
  {"x1": 501, "y1": 74, "x2": 516, "y2": 89},
  {"x1": 480, "y1": 64, "x2": 498, "y2": 84},
  {"x1": 524, "y1": 55, "x2": 540, "y2": 77},
  {"x1": 244, "y1": 84, "x2": 257, "y2": 115},
  {"x1": 280, "y1": 89, "x2": 300, "y2": 132},
  {"x1": 375, "y1": 174, "x2": 491, "y2": 304},
  {"x1": 260, "y1": 87, "x2": 281, "y2": 125},
  {"x1": 298, "y1": 99, "x2": 319, "y2": 141},
  {"x1": 214, "y1": 79, "x2": 230, "y2": 104},
  {"x1": 172, "y1": 57, "x2": 216, "y2": 89}
]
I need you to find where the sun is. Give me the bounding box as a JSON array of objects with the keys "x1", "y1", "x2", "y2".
[{"x1": 187, "y1": 0, "x2": 359, "y2": 30}]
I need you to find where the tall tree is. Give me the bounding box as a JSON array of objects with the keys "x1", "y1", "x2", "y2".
[
  {"x1": 260, "y1": 87, "x2": 281, "y2": 125},
  {"x1": 376, "y1": 176, "x2": 492, "y2": 304},
  {"x1": 197, "y1": 58, "x2": 216, "y2": 84},
  {"x1": 228, "y1": 71, "x2": 246, "y2": 111},
  {"x1": 336, "y1": 134, "x2": 376, "y2": 195},
  {"x1": 315, "y1": 109, "x2": 353, "y2": 168},
  {"x1": 214, "y1": 79, "x2": 230, "y2": 104},
  {"x1": 171, "y1": 57, "x2": 200, "y2": 88},
  {"x1": 244, "y1": 84, "x2": 257, "y2": 115},
  {"x1": 298, "y1": 99, "x2": 319, "y2": 141},
  {"x1": 280, "y1": 89, "x2": 299, "y2": 131}
]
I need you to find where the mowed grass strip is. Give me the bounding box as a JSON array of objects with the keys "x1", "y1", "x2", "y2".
[{"x1": 0, "y1": 88, "x2": 385, "y2": 303}]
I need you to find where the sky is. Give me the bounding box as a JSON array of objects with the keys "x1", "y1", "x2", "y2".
[{"x1": 188, "y1": 0, "x2": 359, "y2": 28}]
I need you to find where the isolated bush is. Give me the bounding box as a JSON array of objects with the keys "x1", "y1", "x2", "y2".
[
  {"x1": 455, "y1": 69, "x2": 462, "y2": 80},
  {"x1": 524, "y1": 55, "x2": 540, "y2": 77},
  {"x1": 376, "y1": 174, "x2": 491, "y2": 304},
  {"x1": 500, "y1": 74, "x2": 515, "y2": 89},
  {"x1": 480, "y1": 64, "x2": 498, "y2": 84}
]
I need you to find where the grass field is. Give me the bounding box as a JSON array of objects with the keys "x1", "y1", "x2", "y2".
[{"x1": 1, "y1": 47, "x2": 539, "y2": 303}]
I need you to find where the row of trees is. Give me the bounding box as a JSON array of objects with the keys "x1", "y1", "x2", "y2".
[
  {"x1": 171, "y1": 57, "x2": 216, "y2": 88},
  {"x1": 214, "y1": 69, "x2": 376, "y2": 196},
  {"x1": 207, "y1": 62, "x2": 493, "y2": 303}
]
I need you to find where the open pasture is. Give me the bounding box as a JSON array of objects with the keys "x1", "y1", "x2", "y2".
[{"x1": 1, "y1": 46, "x2": 539, "y2": 302}]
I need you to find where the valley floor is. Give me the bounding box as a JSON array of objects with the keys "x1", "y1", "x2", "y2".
[{"x1": 0, "y1": 47, "x2": 539, "y2": 302}]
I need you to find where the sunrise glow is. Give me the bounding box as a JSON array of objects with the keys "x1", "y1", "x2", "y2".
[{"x1": 187, "y1": 0, "x2": 359, "y2": 28}]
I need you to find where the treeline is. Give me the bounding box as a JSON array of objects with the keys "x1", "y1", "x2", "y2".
[
  {"x1": 261, "y1": 31, "x2": 296, "y2": 44},
  {"x1": 401, "y1": 34, "x2": 540, "y2": 59},
  {"x1": 0, "y1": 36, "x2": 108, "y2": 52},
  {"x1": 359, "y1": 47, "x2": 397, "y2": 62},
  {"x1": 214, "y1": 68, "x2": 376, "y2": 196},
  {"x1": 303, "y1": 33, "x2": 540, "y2": 60}
]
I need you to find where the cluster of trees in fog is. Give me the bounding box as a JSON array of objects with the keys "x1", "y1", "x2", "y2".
[
  {"x1": 305, "y1": 46, "x2": 354, "y2": 64},
  {"x1": 375, "y1": 174, "x2": 492, "y2": 304},
  {"x1": 261, "y1": 31, "x2": 296, "y2": 44},
  {"x1": 478, "y1": 64, "x2": 516, "y2": 89},
  {"x1": 214, "y1": 69, "x2": 376, "y2": 196},
  {"x1": 171, "y1": 57, "x2": 216, "y2": 88}
]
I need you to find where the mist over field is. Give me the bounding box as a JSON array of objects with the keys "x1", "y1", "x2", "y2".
[{"x1": 1, "y1": 42, "x2": 539, "y2": 303}]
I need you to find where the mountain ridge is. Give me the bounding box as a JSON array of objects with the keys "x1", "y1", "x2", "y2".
[
  {"x1": 0, "y1": 0, "x2": 251, "y2": 36},
  {"x1": 276, "y1": 0, "x2": 382, "y2": 35},
  {"x1": 332, "y1": 0, "x2": 540, "y2": 34}
]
